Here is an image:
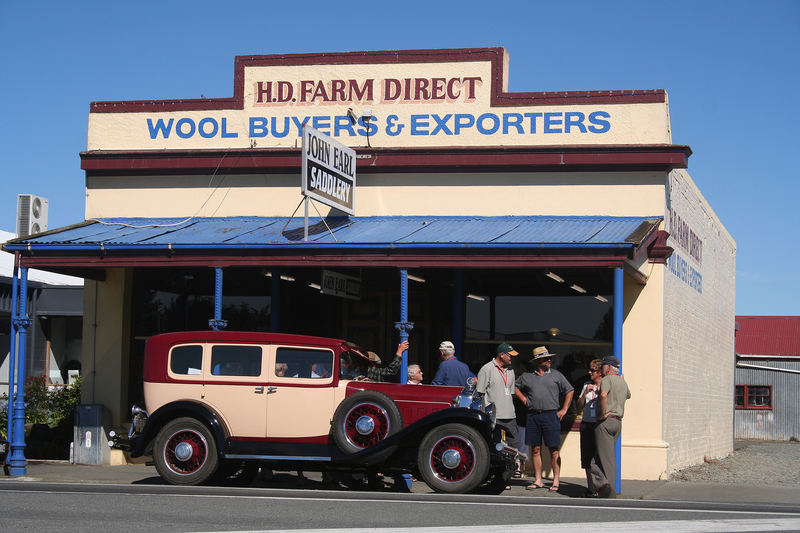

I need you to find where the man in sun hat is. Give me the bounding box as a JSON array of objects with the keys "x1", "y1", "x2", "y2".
[
  {"x1": 590, "y1": 355, "x2": 630, "y2": 498},
  {"x1": 514, "y1": 346, "x2": 574, "y2": 492}
]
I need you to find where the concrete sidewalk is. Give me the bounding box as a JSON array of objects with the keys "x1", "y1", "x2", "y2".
[{"x1": 3, "y1": 461, "x2": 799, "y2": 506}]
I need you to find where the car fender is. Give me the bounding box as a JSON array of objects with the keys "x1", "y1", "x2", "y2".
[
  {"x1": 392, "y1": 407, "x2": 495, "y2": 447},
  {"x1": 131, "y1": 400, "x2": 229, "y2": 458}
]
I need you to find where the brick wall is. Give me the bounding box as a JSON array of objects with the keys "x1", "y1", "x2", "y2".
[{"x1": 662, "y1": 169, "x2": 737, "y2": 472}]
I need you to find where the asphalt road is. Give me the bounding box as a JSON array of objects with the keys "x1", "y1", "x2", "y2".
[{"x1": 1, "y1": 482, "x2": 798, "y2": 532}]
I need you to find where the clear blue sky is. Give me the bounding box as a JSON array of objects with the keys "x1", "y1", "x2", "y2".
[{"x1": 1, "y1": 1, "x2": 798, "y2": 315}]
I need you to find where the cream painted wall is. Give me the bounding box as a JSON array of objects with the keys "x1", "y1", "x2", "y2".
[
  {"x1": 86, "y1": 171, "x2": 667, "y2": 219},
  {"x1": 81, "y1": 270, "x2": 133, "y2": 433}
]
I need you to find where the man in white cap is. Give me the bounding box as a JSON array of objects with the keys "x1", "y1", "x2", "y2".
[
  {"x1": 431, "y1": 340, "x2": 471, "y2": 386},
  {"x1": 514, "y1": 346, "x2": 573, "y2": 492}
]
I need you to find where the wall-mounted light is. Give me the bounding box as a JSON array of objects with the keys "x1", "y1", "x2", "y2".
[
  {"x1": 407, "y1": 274, "x2": 426, "y2": 283},
  {"x1": 466, "y1": 294, "x2": 486, "y2": 301},
  {"x1": 570, "y1": 284, "x2": 586, "y2": 293},
  {"x1": 594, "y1": 295, "x2": 609, "y2": 303},
  {"x1": 264, "y1": 271, "x2": 295, "y2": 282},
  {"x1": 545, "y1": 271, "x2": 565, "y2": 283}
]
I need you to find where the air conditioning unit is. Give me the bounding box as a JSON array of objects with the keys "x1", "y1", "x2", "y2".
[{"x1": 16, "y1": 194, "x2": 49, "y2": 237}]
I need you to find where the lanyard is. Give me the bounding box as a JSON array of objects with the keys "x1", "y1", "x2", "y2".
[{"x1": 496, "y1": 365, "x2": 508, "y2": 387}]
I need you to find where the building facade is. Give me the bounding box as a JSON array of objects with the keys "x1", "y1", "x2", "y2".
[{"x1": 4, "y1": 48, "x2": 736, "y2": 478}]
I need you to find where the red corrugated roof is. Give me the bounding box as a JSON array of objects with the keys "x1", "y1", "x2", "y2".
[{"x1": 736, "y1": 316, "x2": 800, "y2": 356}]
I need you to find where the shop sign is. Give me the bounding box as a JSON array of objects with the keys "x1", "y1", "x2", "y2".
[
  {"x1": 321, "y1": 269, "x2": 361, "y2": 300},
  {"x1": 301, "y1": 124, "x2": 356, "y2": 215},
  {"x1": 88, "y1": 50, "x2": 671, "y2": 151}
]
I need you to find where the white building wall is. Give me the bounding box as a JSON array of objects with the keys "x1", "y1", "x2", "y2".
[{"x1": 662, "y1": 169, "x2": 736, "y2": 472}]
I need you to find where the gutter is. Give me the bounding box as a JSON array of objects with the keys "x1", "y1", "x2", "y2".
[
  {"x1": 736, "y1": 362, "x2": 800, "y2": 375},
  {"x1": 3, "y1": 242, "x2": 635, "y2": 252}
]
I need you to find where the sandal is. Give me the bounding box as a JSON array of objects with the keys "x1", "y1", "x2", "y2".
[
  {"x1": 549, "y1": 485, "x2": 560, "y2": 492},
  {"x1": 525, "y1": 482, "x2": 545, "y2": 490}
]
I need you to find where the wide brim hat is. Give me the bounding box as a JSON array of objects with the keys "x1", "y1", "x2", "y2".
[
  {"x1": 367, "y1": 351, "x2": 382, "y2": 364},
  {"x1": 531, "y1": 346, "x2": 555, "y2": 360}
]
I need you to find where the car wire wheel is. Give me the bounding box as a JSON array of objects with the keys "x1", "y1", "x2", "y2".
[
  {"x1": 428, "y1": 435, "x2": 476, "y2": 482},
  {"x1": 163, "y1": 428, "x2": 208, "y2": 474},
  {"x1": 153, "y1": 417, "x2": 219, "y2": 485},
  {"x1": 417, "y1": 423, "x2": 490, "y2": 493},
  {"x1": 343, "y1": 402, "x2": 390, "y2": 449}
]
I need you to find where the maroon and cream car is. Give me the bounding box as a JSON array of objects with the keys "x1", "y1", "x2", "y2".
[{"x1": 111, "y1": 331, "x2": 516, "y2": 493}]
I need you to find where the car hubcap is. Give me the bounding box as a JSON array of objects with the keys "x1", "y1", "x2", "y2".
[
  {"x1": 174, "y1": 441, "x2": 194, "y2": 461},
  {"x1": 430, "y1": 436, "x2": 476, "y2": 482},
  {"x1": 441, "y1": 449, "x2": 462, "y2": 469},
  {"x1": 355, "y1": 415, "x2": 376, "y2": 435},
  {"x1": 344, "y1": 403, "x2": 390, "y2": 448}
]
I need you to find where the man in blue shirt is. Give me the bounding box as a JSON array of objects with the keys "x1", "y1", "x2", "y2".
[{"x1": 431, "y1": 340, "x2": 471, "y2": 386}]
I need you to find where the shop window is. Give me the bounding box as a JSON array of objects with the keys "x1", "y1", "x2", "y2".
[{"x1": 735, "y1": 385, "x2": 772, "y2": 410}]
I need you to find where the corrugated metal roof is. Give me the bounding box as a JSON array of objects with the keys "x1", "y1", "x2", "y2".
[
  {"x1": 5, "y1": 216, "x2": 660, "y2": 250},
  {"x1": 736, "y1": 316, "x2": 800, "y2": 357}
]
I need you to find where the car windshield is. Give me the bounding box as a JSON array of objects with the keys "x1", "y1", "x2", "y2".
[{"x1": 339, "y1": 349, "x2": 371, "y2": 379}]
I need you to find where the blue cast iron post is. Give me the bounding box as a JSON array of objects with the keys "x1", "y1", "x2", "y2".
[
  {"x1": 8, "y1": 266, "x2": 32, "y2": 476},
  {"x1": 394, "y1": 268, "x2": 414, "y2": 491},
  {"x1": 394, "y1": 269, "x2": 414, "y2": 383},
  {"x1": 5, "y1": 259, "x2": 19, "y2": 461},
  {"x1": 613, "y1": 267, "x2": 624, "y2": 494},
  {"x1": 452, "y1": 269, "x2": 463, "y2": 358},
  {"x1": 208, "y1": 267, "x2": 228, "y2": 331},
  {"x1": 269, "y1": 268, "x2": 281, "y2": 332}
]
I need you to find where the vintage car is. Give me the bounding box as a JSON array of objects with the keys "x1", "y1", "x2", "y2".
[{"x1": 110, "y1": 330, "x2": 517, "y2": 494}]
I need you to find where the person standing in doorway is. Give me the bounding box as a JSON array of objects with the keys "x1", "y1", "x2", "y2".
[
  {"x1": 576, "y1": 358, "x2": 603, "y2": 497},
  {"x1": 590, "y1": 355, "x2": 631, "y2": 498},
  {"x1": 514, "y1": 346, "x2": 574, "y2": 492},
  {"x1": 431, "y1": 340, "x2": 471, "y2": 386}
]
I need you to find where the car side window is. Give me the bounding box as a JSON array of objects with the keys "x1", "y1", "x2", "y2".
[
  {"x1": 210, "y1": 345, "x2": 262, "y2": 377},
  {"x1": 170, "y1": 345, "x2": 203, "y2": 375},
  {"x1": 275, "y1": 347, "x2": 333, "y2": 379}
]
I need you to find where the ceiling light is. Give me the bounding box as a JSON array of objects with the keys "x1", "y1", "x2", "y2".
[
  {"x1": 280, "y1": 275, "x2": 295, "y2": 282},
  {"x1": 407, "y1": 274, "x2": 426, "y2": 283},
  {"x1": 594, "y1": 295, "x2": 609, "y2": 303},
  {"x1": 545, "y1": 271, "x2": 565, "y2": 283},
  {"x1": 570, "y1": 284, "x2": 586, "y2": 293},
  {"x1": 308, "y1": 282, "x2": 321, "y2": 290},
  {"x1": 466, "y1": 294, "x2": 486, "y2": 301}
]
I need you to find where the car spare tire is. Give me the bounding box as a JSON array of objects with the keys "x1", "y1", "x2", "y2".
[{"x1": 332, "y1": 390, "x2": 403, "y2": 454}]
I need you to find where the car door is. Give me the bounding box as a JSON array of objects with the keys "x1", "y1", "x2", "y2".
[
  {"x1": 265, "y1": 345, "x2": 336, "y2": 439},
  {"x1": 202, "y1": 343, "x2": 268, "y2": 438}
]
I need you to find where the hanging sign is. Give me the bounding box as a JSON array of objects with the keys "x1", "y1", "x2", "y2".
[
  {"x1": 321, "y1": 269, "x2": 361, "y2": 300},
  {"x1": 301, "y1": 124, "x2": 356, "y2": 215}
]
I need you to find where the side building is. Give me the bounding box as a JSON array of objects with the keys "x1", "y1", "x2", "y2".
[{"x1": 735, "y1": 316, "x2": 800, "y2": 441}]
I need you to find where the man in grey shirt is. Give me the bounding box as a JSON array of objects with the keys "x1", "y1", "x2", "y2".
[
  {"x1": 476, "y1": 343, "x2": 520, "y2": 445},
  {"x1": 515, "y1": 346, "x2": 574, "y2": 492}
]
